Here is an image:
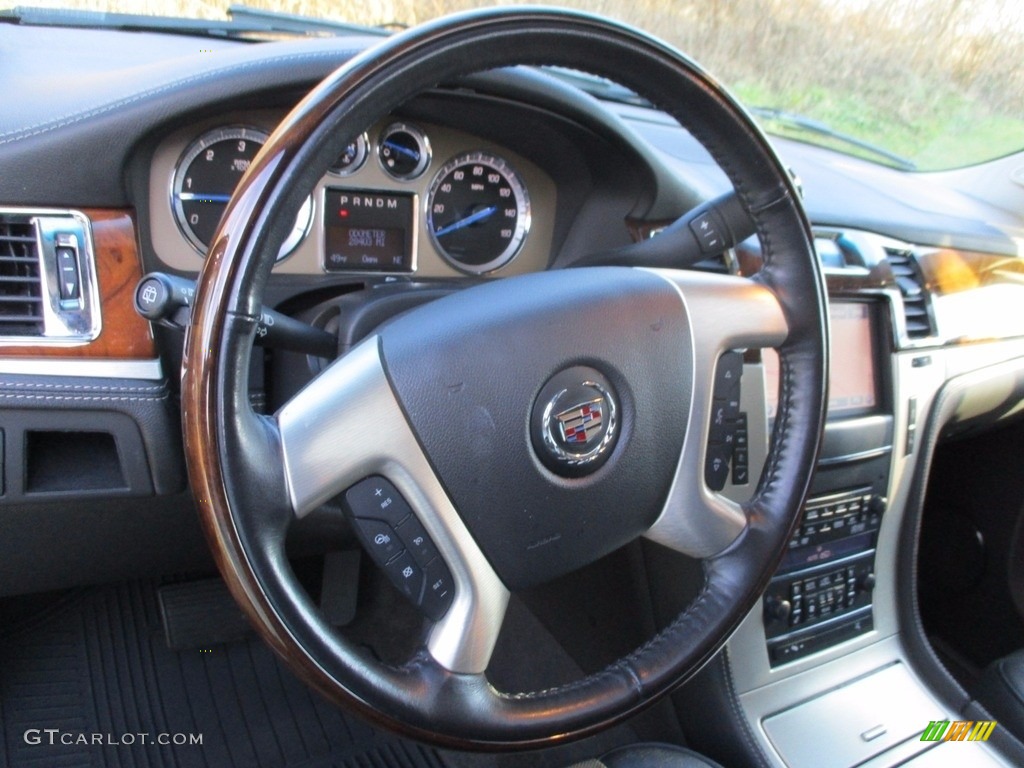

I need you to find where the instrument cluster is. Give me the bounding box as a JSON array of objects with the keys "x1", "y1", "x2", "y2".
[{"x1": 148, "y1": 111, "x2": 555, "y2": 279}]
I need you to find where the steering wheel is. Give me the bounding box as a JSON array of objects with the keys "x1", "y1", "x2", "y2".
[{"x1": 182, "y1": 7, "x2": 826, "y2": 750}]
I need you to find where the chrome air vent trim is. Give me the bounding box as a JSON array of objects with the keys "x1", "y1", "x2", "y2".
[{"x1": 0, "y1": 209, "x2": 101, "y2": 345}]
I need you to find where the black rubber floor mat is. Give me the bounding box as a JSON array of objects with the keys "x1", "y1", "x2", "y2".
[{"x1": 0, "y1": 581, "x2": 447, "y2": 768}]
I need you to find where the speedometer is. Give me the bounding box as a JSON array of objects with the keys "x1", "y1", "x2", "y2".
[{"x1": 426, "y1": 152, "x2": 531, "y2": 274}]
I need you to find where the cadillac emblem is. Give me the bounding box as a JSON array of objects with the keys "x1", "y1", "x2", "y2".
[
  {"x1": 556, "y1": 398, "x2": 605, "y2": 446},
  {"x1": 539, "y1": 379, "x2": 618, "y2": 468}
]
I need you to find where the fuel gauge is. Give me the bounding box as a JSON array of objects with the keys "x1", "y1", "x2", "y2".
[{"x1": 378, "y1": 123, "x2": 431, "y2": 180}]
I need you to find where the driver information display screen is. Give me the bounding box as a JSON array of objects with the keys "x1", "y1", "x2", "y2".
[
  {"x1": 322, "y1": 189, "x2": 415, "y2": 273},
  {"x1": 765, "y1": 302, "x2": 878, "y2": 418}
]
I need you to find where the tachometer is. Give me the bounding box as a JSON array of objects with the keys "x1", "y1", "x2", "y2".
[
  {"x1": 172, "y1": 126, "x2": 312, "y2": 260},
  {"x1": 426, "y1": 152, "x2": 531, "y2": 274}
]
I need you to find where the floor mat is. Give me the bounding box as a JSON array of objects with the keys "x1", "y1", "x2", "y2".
[{"x1": 0, "y1": 581, "x2": 446, "y2": 768}]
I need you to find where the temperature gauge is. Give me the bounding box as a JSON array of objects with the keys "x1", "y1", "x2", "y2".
[{"x1": 328, "y1": 133, "x2": 369, "y2": 176}]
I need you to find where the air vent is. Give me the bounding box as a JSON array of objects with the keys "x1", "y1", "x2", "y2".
[
  {"x1": 0, "y1": 209, "x2": 100, "y2": 344},
  {"x1": 0, "y1": 217, "x2": 44, "y2": 335},
  {"x1": 885, "y1": 247, "x2": 934, "y2": 339}
]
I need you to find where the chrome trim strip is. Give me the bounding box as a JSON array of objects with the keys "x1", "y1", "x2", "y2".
[
  {"x1": 276, "y1": 336, "x2": 508, "y2": 674},
  {"x1": 0, "y1": 357, "x2": 163, "y2": 380},
  {"x1": 767, "y1": 605, "x2": 873, "y2": 650},
  {"x1": 816, "y1": 446, "x2": 892, "y2": 467}
]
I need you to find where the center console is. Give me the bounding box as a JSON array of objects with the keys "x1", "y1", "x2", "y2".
[{"x1": 762, "y1": 300, "x2": 893, "y2": 666}]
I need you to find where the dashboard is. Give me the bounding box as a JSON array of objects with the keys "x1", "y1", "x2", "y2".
[{"x1": 2, "y1": 17, "x2": 1024, "y2": 768}]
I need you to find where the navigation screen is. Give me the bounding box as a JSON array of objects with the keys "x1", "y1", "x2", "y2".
[
  {"x1": 764, "y1": 302, "x2": 878, "y2": 418},
  {"x1": 828, "y1": 302, "x2": 877, "y2": 414}
]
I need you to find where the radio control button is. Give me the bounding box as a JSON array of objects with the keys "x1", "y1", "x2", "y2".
[
  {"x1": 705, "y1": 442, "x2": 732, "y2": 490},
  {"x1": 714, "y1": 351, "x2": 743, "y2": 394}
]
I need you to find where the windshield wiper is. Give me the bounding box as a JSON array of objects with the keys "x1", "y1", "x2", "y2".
[
  {"x1": 750, "y1": 107, "x2": 917, "y2": 171},
  {"x1": 0, "y1": 3, "x2": 391, "y2": 40}
]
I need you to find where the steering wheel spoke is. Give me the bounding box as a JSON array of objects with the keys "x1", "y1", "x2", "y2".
[
  {"x1": 645, "y1": 270, "x2": 789, "y2": 558},
  {"x1": 276, "y1": 338, "x2": 509, "y2": 674}
]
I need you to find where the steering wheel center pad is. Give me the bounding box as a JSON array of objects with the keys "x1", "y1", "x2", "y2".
[{"x1": 381, "y1": 266, "x2": 692, "y2": 589}]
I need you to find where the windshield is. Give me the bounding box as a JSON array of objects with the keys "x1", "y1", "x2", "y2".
[{"x1": 9, "y1": 0, "x2": 1023, "y2": 170}]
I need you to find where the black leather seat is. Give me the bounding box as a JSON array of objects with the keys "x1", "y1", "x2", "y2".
[
  {"x1": 570, "y1": 743, "x2": 727, "y2": 767},
  {"x1": 976, "y1": 649, "x2": 1024, "y2": 739}
]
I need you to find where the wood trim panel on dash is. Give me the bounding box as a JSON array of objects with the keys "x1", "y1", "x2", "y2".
[{"x1": 0, "y1": 209, "x2": 156, "y2": 359}]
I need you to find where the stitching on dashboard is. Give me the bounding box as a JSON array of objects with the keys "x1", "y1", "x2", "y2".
[
  {"x1": 0, "y1": 381, "x2": 165, "y2": 394},
  {"x1": 0, "y1": 393, "x2": 166, "y2": 403},
  {"x1": 0, "y1": 49, "x2": 360, "y2": 146}
]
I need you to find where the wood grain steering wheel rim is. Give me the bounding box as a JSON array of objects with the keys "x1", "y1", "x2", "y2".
[{"x1": 182, "y1": 7, "x2": 827, "y2": 750}]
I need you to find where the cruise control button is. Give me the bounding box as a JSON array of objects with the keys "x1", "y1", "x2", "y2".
[
  {"x1": 344, "y1": 476, "x2": 413, "y2": 527},
  {"x1": 421, "y1": 558, "x2": 455, "y2": 621},
  {"x1": 396, "y1": 516, "x2": 440, "y2": 569},
  {"x1": 385, "y1": 552, "x2": 424, "y2": 603},
  {"x1": 353, "y1": 518, "x2": 404, "y2": 564}
]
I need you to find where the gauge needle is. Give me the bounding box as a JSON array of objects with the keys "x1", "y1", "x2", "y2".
[
  {"x1": 383, "y1": 140, "x2": 420, "y2": 161},
  {"x1": 177, "y1": 193, "x2": 232, "y2": 203},
  {"x1": 434, "y1": 206, "x2": 498, "y2": 238}
]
